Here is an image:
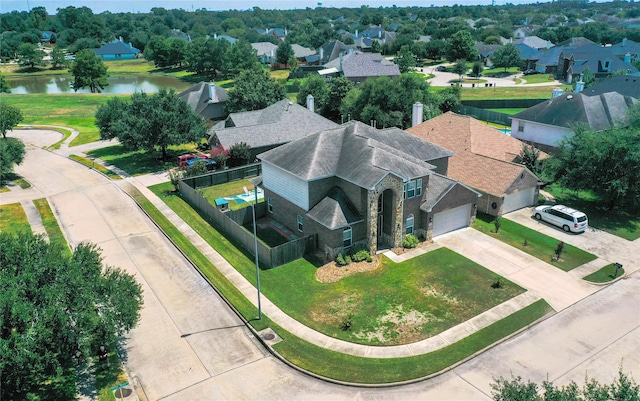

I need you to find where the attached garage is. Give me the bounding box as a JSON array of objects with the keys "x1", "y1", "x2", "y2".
[
  {"x1": 502, "y1": 187, "x2": 535, "y2": 214},
  {"x1": 432, "y1": 203, "x2": 471, "y2": 237}
]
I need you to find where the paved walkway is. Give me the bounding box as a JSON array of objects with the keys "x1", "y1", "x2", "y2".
[{"x1": 422, "y1": 63, "x2": 564, "y2": 88}]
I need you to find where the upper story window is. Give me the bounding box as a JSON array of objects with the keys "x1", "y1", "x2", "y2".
[
  {"x1": 268, "y1": 197, "x2": 273, "y2": 213},
  {"x1": 603, "y1": 60, "x2": 611, "y2": 70},
  {"x1": 343, "y1": 227, "x2": 352, "y2": 248},
  {"x1": 297, "y1": 215, "x2": 304, "y2": 232},
  {"x1": 403, "y1": 179, "x2": 422, "y2": 200}
]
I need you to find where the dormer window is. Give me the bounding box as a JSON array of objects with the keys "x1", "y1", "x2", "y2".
[{"x1": 603, "y1": 59, "x2": 611, "y2": 71}]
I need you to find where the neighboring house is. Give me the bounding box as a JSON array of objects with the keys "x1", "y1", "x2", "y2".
[
  {"x1": 559, "y1": 44, "x2": 639, "y2": 83},
  {"x1": 214, "y1": 34, "x2": 237, "y2": 45},
  {"x1": 208, "y1": 99, "x2": 338, "y2": 160},
  {"x1": 609, "y1": 38, "x2": 640, "y2": 63},
  {"x1": 252, "y1": 42, "x2": 277, "y2": 64},
  {"x1": 475, "y1": 43, "x2": 501, "y2": 65},
  {"x1": 41, "y1": 30, "x2": 55, "y2": 44},
  {"x1": 256, "y1": 28, "x2": 287, "y2": 41},
  {"x1": 316, "y1": 40, "x2": 357, "y2": 64},
  {"x1": 321, "y1": 51, "x2": 400, "y2": 83},
  {"x1": 510, "y1": 91, "x2": 638, "y2": 149},
  {"x1": 524, "y1": 37, "x2": 595, "y2": 73},
  {"x1": 90, "y1": 39, "x2": 140, "y2": 60},
  {"x1": 257, "y1": 120, "x2": 480, "y2": 259},
  {"x1": 512, "y1": 25, "x2": 541, "y2": 39},
  {"x1": 357, "y1": 26, "x2": 397, "y2": 44},
  {"x1": 291, "y1": 44, "x2": 316, "y2": 62},
  {"x1": 581, "y1": 74, "x2": 640, "y2": 98},
  {"x1": 178, "y1": 82, "x2": 229, "y2": 121},
  {"x1": 513, "y1": 35, "x2": 553, "y2": 50},
  {"x1": 406, "y1": 112, "x2": 543, "y2": 217},
  {"x1": 169, "y1": 29, "x2": 191, "y2": 42}
]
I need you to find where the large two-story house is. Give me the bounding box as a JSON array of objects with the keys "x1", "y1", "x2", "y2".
[{"x1": 257, "y1": 121, "x2": 480, "y2": 259}]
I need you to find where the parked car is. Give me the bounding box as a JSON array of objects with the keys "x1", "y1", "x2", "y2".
[
  {"x1": 436, "y1": 65, "x2": 447, "y2": 72},
  {"x1": 533, "y1": 205, "x2": 588, "y2": 232},
  {"x1": 523, "y1": 69, "x2": 539, "y2": 75}
]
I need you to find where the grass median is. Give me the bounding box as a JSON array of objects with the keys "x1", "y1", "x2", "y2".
[
  {"x1": 0, "y1": 202, "x2": 31, "y2": 235},
  {"x1": 474, "y1": 213, "x2": 597, "y2": 271},
  {"x1": 33, "y1": 198, "x2": 71, "y2": 256}
]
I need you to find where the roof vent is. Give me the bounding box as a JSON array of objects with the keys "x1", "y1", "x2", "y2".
[{"x1": 566, "y1": 95, "x2": 573, "y2": 100}]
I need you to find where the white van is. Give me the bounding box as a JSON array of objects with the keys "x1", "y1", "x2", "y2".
[{"x1": 533, "y1": 205, "x2": 588, "y2": 233}]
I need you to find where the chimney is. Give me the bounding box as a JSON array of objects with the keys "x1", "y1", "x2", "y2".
[
  {"x1": 208, "y1": 83, "x2": 215, "y2": 101},
  {"x1": 119, "y1": 36, "x2": 123, "y2": 42},
  {"x1": 412, "y1": 102, "x2": 424, "y2": 127},
  {"x1": 355, "y1": 29, "x2": 358, "y2": 37},
  {"x1": 214, "y1": 33, "x2": 218, "y2": 39},
  {"x1": 546, "y1": 40, "x2": 551, "y2": 49},
  {"x1": 575, "y1": 75, "x2": 584, "y2": 93},
  {"x1": 306, "y1": 94, "x2": 315, "y2": 113},
  {"x1": 622, "y1": 37, "x2": 627, "y2": 47},
  {"x1": 552, "y1": 88, "x2": 564, "y2": 98},
  {"x1": 624, "y1": 52, "x2": 631, "y2": 64},
  {"x1": 339, "y1": 53, "x2": 343, "y2": 71},
  {"x1": 319, "y1": 47, "x2": 324, "y2": 62}
]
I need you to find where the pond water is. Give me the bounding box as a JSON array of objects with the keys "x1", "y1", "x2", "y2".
[{"x1": 7, "y1": 74, "x2": 193, "y2": 94}]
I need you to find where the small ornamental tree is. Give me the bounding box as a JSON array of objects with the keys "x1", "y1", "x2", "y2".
[
  {"x1": 210, "y1": 144, "x2": 229, "y2": 169},
  {"x1": 0, "y1": 102, "x2": 23, "y2": 138},
  {"x1": 70, "y1": 49, "x2": 109, "y2": 93},
  {"x1": 228, "y1": 142, "x2": 252, "y2": 167},
  {"x1": 452, "y1": 59, "x2": 468, "y2": 84}
]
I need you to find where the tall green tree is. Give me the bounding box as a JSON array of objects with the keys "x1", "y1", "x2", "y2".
[
  {"x1": 276, "y1": 40, "x2": 294, "y2": 67},
  {"x1": 396, "y1": 44, "x2": 416, "y2": 73},
  {"x1": 0, "y1": 74, "x2": 11, "y2": 93},
  {"x1": 452, "y1": 59, "x2": 469, "y2": 83},
  {"x1": 324, "y1": 76, "x2": 354, "y2": 122},
  {"x1": 225, "y1": 69, "x2": 286, "y2": 113},
  {"x1": 445, "y1": 30, "x2": 477, "y2": 62},
  {"x1": 0, "y1": 102, "x2": 23, "y2": 138},
  {"x1": 371, "y1": 39, "x2": 382, "y2": 53},
  {"x1": 0, "y1": 233, "x2": 143, "y2": 401},
  {"x1": 547, "y1": 124, "x2": 640, "y2": 210},
  {"x1": 491, "y1": 43, "x2": 521, "y2": 72},
  {"x1": 185, "y1": 37, "x2": 229, "y2": 80},
  {"x1": 472, "y1": 60, "x2": 484, "y2": 78},
  {"x1": 222, "y1": 39, "x2": 258, "y2": 79},
  {"x1": 69, "y1": 49, "x2": 108, "y2": 93},
  {"x1": 50, "y1": 46, "x2": 67, "y2": 69},
  {"x1": 17, "y1": 42, "x2": 46, "y2": 69},
  {"x1": 296, "y1": 74, "x2": 329, "y2": 112},
  {"x1": 95, "y1": 89, "x2": 206, "y2": 160},
  {"x1": 0, "y1": 137, "x2": 26, "y2": 182}
]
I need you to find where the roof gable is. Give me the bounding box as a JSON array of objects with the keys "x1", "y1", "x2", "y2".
[{"x1": 307, "y1": 187, "x2": 363, "y2": 230}]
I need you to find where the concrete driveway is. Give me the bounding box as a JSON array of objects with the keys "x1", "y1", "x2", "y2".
[{"x1": 3, "y1": 129, "x2": 638, "y2": 400}]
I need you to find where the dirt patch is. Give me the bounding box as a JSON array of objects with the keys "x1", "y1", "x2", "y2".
[{"x1": 315, "y1": 256, "x2": 381, "y2": 283}]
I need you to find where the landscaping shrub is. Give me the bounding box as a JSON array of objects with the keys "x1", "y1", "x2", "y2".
[
  {"x1": 402, "y1": 234, "x2": 419, "y2": 248},
  {"x1": 492, "y1": 275, "x2": 504, "y2": 289},
  {"x1": 336, "y1": 253, "x2": 348, "y2": 266},
  {"x1": 352, "y1": 248, "x2": 370, "y2": 262}
]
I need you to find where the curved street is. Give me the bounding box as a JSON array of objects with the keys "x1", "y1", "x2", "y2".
[{"x1": 1, "y1": 129, "x2": 638, "y2": 400}]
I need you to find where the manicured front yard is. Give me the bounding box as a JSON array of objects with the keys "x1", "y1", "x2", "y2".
[
  {"x1": 583, "y1": 263, "x2": 625, "y2": 283},
  {"x1": 87, "y1": 144, "x2": 197, "y2": 176},
  {"x1": 474, "y1": 213, "x2": 597, "y2": 271},
  {"x1": 139, "y1": 182, "x2": 552, "y2": 383},
  {"x1": 0, "y1": 202, "x2": 31, "y2": 235},
  {"x1": 543, "y1": 184, "x2": 640, "y2": 241}
]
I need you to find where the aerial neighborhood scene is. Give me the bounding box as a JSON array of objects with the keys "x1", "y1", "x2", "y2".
[{"x1": 2, "y1": 0, "x2": 640, "y2": 399}]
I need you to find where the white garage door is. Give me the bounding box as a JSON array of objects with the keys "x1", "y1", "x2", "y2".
[
  {"x1": 502, "y1": 187, "x2": 535, "y2": 214},
  {"x1": 433, "y1": 204, "x2": 471, "y2": 237}
]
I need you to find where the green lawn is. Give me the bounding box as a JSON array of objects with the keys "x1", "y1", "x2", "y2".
[
  {"x1": 461, "y1": 85, "x2": 572, "y2": 101},
  {"x1": 474, "y1": 213, "x2": 597, "y2": 271},
  {"x1": 87, "y1": 144, "x2": 197, "y2": 176},
  {"x1": 583, "y1": 263, "x2": 625, "y2": 283},
  {"x1": 69, "y1": 154, "x2": 122, "y2": 180},
  {"x1": 544, "y1": 184, "x2": 640, "y2": 241},
  {"x1": 522, "y1": 74, "x2": 557, "y2": 84},
  {"x1": 0, "y1": 202, "x2": 31, "y2": 235},
  {"x1": 198, "y1": 179, "x2": 261, "y2": 211},
  {"x1": 151, "y1": 182, "x2": 527, "y2": 346},
  {"x1": 0, "y1": 94, "x2": 120, "y2": 146},
  {"x1": 137, "y1": 182, "x2": 552, "y2": 382},
  {"x1": 32, "y1": 198, "x2": 71, "y2": 256},
  {"x1": 486, "y1": 108, "x2": 527, "y2": 115}
]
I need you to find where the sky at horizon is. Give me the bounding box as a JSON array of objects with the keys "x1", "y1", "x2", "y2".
[{"x1": 2, "y1": 0, "x2": 565, "y2": 14}]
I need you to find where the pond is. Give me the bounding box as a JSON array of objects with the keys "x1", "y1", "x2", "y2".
[{"x1": 7, "y1": 74, "x2": 193, "y2": 94}]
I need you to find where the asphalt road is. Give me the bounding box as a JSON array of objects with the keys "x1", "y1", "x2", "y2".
[{"x1": 2, "y1": 130, "x2": 638, "y2": 400}]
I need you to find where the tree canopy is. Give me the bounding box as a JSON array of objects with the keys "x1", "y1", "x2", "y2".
[
  {"x1": 225, "y1": 69, "x2": 286, "y2": 113},
  {"x1": 445, "y1": 30, "x2": 478, "y2": 62},
  {"x1": 95, "y1": 88, "x2": 206, "y2": 160},
  {"x1": 69, "y1": 49, "x2": 109, "y2": 93},
  {"x1": 17, "y1": 42, "x2": 45, "y2": 69},
  {"x1": 340, "y1": 74, "x2": 442, "y2": 129},
  {"x1": 276, "y1": 40, "x2": 294, "y2": 66},
  {"x1": 396, "y1": 44, "x2": 416, "y2": 73},
  {"x1": 0, "y1": 232, "x2": 143, "y2": 401},
  {"x1": 491, "y1": 43, "x2": 522, "y2": 72},
  {"x1": 0, "y1": 137, "x2": 25, "y2": 182},
  {"x1": 547, "y1": 122, "x2": 640, "y2": 210},
  {"x1": 0, "y1": 74, "x2": 10, "y2": 93},
  {"x1": 0, "y1": 102, "x2": 23, "y2": 138}
]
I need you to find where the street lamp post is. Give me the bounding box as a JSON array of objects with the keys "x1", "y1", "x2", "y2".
[
  {"x1": 251, "y1": 184, "x2": 262, "y2": 319},
  {"x1": 89, "y1": 156, "x2": 95, "y2": 169}
]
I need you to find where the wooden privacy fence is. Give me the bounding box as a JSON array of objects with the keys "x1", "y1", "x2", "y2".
[
  {"x1": 178, "y1": 179, "x2": 315, "y2": 269},
  {"x1": 181, "y1": 163, "x2": 262, "y2": 189}
]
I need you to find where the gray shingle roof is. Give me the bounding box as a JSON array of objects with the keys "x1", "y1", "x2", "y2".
[
  {"x1": 513, "y1": 92, "x2": 638, "y2": 130},
  {"x1": 324, "y1": 51, "x2": 400, "y2": 79},
  {"x1": 208, "y1": 99, "x2": 338, "y2": 149},
  {"x1": 420, "y1": 174, "x2": 459, "y2": 212},
  {"x1": 251, "y1": 42, "x2": 277, "y2": 57},
  {"x1": 178, "y1": 82, "x2": 228, "y2": 114},
  {"x1": 91, "y1": 40, "x2": 140, "y2": 56},
  {"x1": 259, "y1": 121, "x2": 435, "y2": 189},
  {"x1": 307, "y1": 187, "x2": 363, "y2": 229},
  {"x1": 583, "y1": 75, "x2": 640, "y2": 99}
]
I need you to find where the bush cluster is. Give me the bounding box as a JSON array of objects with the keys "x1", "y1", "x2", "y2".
[
  {"x1": 336, "y1": 246, "x2": 372, "y2": 266},
  {"x1": 402, "y1": 234, "x2": 419, "y2": 248}
]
